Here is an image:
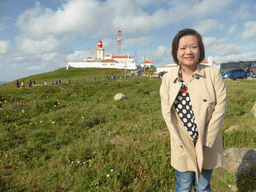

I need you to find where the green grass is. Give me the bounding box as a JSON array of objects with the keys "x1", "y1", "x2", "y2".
[{"x1": 0, "y1": 68, "x2": 255, "y2": 191}]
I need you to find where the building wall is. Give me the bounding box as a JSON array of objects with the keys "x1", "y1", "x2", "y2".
[
  {"x1": 67, "y1": 61, "x2": 137, "y2": 70},
  {"x1": 156, "y1": 67, "x2": 177, "y2": 73}
]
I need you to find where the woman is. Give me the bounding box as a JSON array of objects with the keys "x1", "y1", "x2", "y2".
[{"x1": 160, "y1": 29, "x2": 227, "y2": 191}]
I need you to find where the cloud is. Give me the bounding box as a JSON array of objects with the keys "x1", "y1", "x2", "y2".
[
  {"x1": 192, "y1": 0, "x2": 234, "y2": 16},
  {"x1": 0, "y1": 40, "x2": 10, "y2": 54},
  {"x1": 26, "y1": 65, "x2": 42, "y2": 71},
  {"x1": 15, "y1": 0, "x2": 234, "y2": 39},
  {"x1": 241, "y1": 21, "x2": 256, "y2": 39},
  {"x1": 42, "y1": 53, "x2": 57, "y2": 61},
  {"x1": 1, "y1": 0, "x2": 245, "y2": 81},
  {"x1": 123, "y1": 36, "x2": 154, "y2": 48},
  {"x1": 14, "y1": 56, "x2": 26, "y2": 61},
  {"x1": 67, "y1": 50, "x2": 91, "y2": 61},
  {"x1": 142, "y1": 45, "x2": 171, "y2": 65},
  {"x1": 203, "y1": 36, "x2": 246, "y2": 56},
  {"x1": 155, "y1": 45, "x2": 171, "y2": 57},
  {"x1": 194, "y1": 19, "x2": 223, "y2": 35},
  {"x1": 17, "y1": 35, "x2": 59, "y2": 53},
  {"x1": 214, "y1": 52, "x2": 256, "y2": 63},
  {"x1": 227, "y1": 24, "x2": 237, "y2": 35},
  {"x1": 135, "y1": 0, "x2": 169, "y2": 6},
  {"x1": 16, "y1": 1, "x2": 107, "y2": 37},
  {"x1": 203, "y1": 37, "x2": 217, "y2": 47},
  {"x1": 232, "y1": 3, "x2": 251, "y2": 21}
]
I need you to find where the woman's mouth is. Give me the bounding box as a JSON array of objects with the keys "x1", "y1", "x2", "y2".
[{"x1": 184, "y1": 57, "x2": 194, "y2": 60}]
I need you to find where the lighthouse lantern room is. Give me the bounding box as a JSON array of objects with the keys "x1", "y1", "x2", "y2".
[{"x1": 96, "y1": 39, "x2": 104, "y2": 60}]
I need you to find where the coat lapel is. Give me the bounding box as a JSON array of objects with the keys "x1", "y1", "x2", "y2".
[{"x1": 168, "y1": 67, "x2": 182, "y2": 107}]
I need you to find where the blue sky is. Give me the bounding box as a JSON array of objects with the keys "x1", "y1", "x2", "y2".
[{"x1": 0, "y1": 0, "x2": 256, "y2": 81}]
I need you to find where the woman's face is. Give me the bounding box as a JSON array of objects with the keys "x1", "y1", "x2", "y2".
[{"x1": 177, "y1": 35, "x2": 200, "y2": 68}]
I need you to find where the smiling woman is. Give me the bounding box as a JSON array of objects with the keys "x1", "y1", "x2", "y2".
[{"x1": 160, "y1": 28, "x2": 227, "y2": 192}]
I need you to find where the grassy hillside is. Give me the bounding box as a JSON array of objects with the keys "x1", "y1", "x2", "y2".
[{"x1": 0, "y1": 68, "x2": 255, "y2": 191}]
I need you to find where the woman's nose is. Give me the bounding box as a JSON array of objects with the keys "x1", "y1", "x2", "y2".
[{"x1": 186, "y1": 48, "x2": 192, "y2": 54}]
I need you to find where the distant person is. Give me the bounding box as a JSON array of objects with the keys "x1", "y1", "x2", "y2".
[
  {"x1": 246, "y1": 64, "x2": 251, "y2": 77},
  {"x1": 21, "y1": 80, "x2": 25, "y2": 88},
  {"x1": 160, "y1": 29, "x2": 227, "y2": 191},
  {"x1": 15, "y1": 80, "x2": 20, "y2": 88},
  {"x1": 56, "y1": 80, "x2": 58, "y2": 85},
  {"x1": 28, "y1": 80, "x2": 32, "y2": 87},
  {"x1": 51, "y1": 81, "x2": 54, "y2": 86},
  {"x1": 112, "y1": 75, "x2": 115, "y2": 80},
  {"x1": 33, "y1": 80, "x2": 36, "y2": 86},
  {"x1": 68, "y1": 79, "x2": 71, "y2": 84},
  {"x1": 251, "y1": 69, "x2": 254, "y2": 77},
  {"x1": 249, "y1": 66, "x2": 254, "y2": 77},
  {"x1": 44, "y1": 81, "x2": 48, "y2": 86},
  {"x1": 59, "y1": 80, "x2": 61, "y2": 84}
]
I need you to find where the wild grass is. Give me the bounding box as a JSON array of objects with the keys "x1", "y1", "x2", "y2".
[{"x1": 0, "y1": 68, "x2": 255, "y2": 191}]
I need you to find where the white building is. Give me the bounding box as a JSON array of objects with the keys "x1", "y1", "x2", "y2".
[
  {"x1": 141, "y1": 60, "x2": 153, "y2": 68},
  {"x1": 67, "y1": 39, "x2": 137, "y2": 70},
  {"x1": 156, "y1": 64, "x2": 178, "y2": 73},
  {"x1": 201, "y1": 57, "x2": 219, "y2": 68},
  {"x1": 156, "y1": 57, "x2": 218, "y2": 73}
]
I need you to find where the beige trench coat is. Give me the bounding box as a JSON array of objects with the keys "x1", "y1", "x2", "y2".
[{"x1": 160, "y1": 64, "x2": 227, "y2": 180}]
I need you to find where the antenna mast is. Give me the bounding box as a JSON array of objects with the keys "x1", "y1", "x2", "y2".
[{"x1": 117, "y1": 30, "x2": 121, "y2": 56}]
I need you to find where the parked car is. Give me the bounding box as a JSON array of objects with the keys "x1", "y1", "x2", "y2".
[{"x1": 222, "y1": 68, "x2": 247, "y2": 80}]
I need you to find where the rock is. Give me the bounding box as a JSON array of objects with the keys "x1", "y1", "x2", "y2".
[
  {"x1": 251, "y1": 102, "x2": 256, "y2": 117},
  {"x1": 223, "y1": 148, "x2": 255, "y2": 174},
  {"x1": 237, "y1": 149, "x2": 256, "y2": 191},
  {"x1": 225, "y1": 125, "x2": 240, "y2": 133},
  {"x1": 223, "y1": 148, "x2": 256, "y2": 191},
  {"x1": 114, "y1": 93, "x2": 126, "y2": 101}
]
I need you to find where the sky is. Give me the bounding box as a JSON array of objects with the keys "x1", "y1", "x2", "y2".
[{"x1": 0, "y1": 0, "x2": 256, "y2": 82}]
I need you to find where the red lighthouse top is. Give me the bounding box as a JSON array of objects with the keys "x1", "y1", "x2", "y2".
[{"x1": 97, "y1": 39, "x2": 103, "y2": 48}]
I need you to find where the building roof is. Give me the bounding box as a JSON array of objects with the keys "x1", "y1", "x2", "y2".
[
  {"x1": 102, "y1": 59, "x2": 118, "y2": 63},
  {"x1": 112, "y1": 56, "x2": 131, "y2": 59},
  {"x1": 157, "y1": 65, "x2": 178, "y2": 68},
  {"x1": 201, "y1": 59, "x2": 216, "y2": 63},
  {"x1": 143, "y1": 60, "x2": 153, "y2": 64}
]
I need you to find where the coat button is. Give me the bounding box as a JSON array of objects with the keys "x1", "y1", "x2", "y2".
[
  {"x1": 196, "y1": 76, "x2": 200, "y2": 79},
  {"x1": 203, "y1": 99, "x2": 207, "y2": 102}
]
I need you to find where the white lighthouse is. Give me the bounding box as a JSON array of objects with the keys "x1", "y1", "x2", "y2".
[{"x1": 96, "y1": 39, "x2": 104, "y2": 61}]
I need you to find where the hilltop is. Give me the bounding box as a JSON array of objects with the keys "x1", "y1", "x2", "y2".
[{"x1": 4, "y1": 67, "x2": 134, "y2": 89}]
